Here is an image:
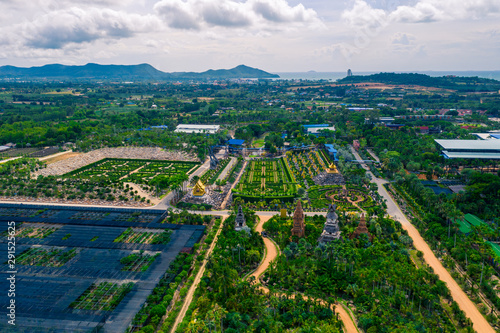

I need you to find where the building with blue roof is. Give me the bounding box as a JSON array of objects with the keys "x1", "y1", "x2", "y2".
[
  {"x1": 227, "y1": 139, "x2": 245, "y2": 146},
  {"x1": 227, "y1": 139, "x2": 245, "y2": 154},
  {"x1": 303, "y1": 124, "x2": 330, "y2": 128},
  {"x1": 324, "y1": 144, "x2": 338, "y2": 161}
]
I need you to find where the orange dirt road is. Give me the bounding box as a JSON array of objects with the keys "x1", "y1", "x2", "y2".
[
  {"x1": 351, "y1": 146, "x2": 494, "y2": 333},
  {"x1": 375, "y1": 179, "x2": 494, "y2": 333},
  {"x1": 251, "y1": 215, "x2": 277, "y2": 280},
  {"x1": 254, "y1": 215, "x2": 359, "y2": 333}
]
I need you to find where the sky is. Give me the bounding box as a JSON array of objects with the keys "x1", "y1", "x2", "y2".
[{"x1": 0, "y1": 0, "x2": 499, "y2": 72}]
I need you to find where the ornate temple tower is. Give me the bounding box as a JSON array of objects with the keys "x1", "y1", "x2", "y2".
[
  {"x1": 350, "y1": 213, "x2": 372, "y2": 240},
  {"x1": 235, "y1": 205, "x2": 247, "y2": 231},
  {"x1": 291, "y1": 201, "x2": 305, "y2": 238},
  {"x1": 318, "y1": 204, "x2": 341, "y2": 243}
]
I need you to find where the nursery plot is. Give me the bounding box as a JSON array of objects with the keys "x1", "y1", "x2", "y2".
[
  {"x1": 0, "y1": 207, "x2": 45, "y2": 218},
  {"x1": 113, "y1": 212, "x2": 158, "y2": 223},
  {"x1": 0, "y1": 203, "x2": 205, "y2": 333},
  {"x1": 70, "y1": 211, "x2": 110, "y2": 220},
  {"x1": 64, "y1": 158, "x2": 200, "y2": 185},
  {"x1": 16, "y1": 247, "x2": 78, "y2": 267},
  {"x1": 69, "y1": 282, "x2": 134, "y2": 311},
  {"x1": 11, "y1": 223, "x2": 59, "y2": 239},
  {"x1": 113, "y1": 227, "x2": 172, "y2": 244},
  {"x1": 233, "y1": 158, "x2": 298, "y2": 202},
  {"x1": 120, "y1": 252, "x2": 160, "y2": 272}
]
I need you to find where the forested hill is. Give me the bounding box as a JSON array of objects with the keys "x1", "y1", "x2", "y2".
[
  {"x1": 337, "y1": 72, "x2": 500, "y2": 92},
  {"x1": 0, "y1": 63, "x2": 279, "y2": 81}
]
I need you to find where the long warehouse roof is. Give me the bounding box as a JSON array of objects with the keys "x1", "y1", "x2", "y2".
[
  {"x1": 435, "y1": 139, "x2": 500, "y2": 150},
  {"x1": 441, "y1": 152, "x2": 500, "y2": 159}
]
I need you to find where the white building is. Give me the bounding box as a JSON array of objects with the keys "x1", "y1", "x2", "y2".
[{"x1": 175, "y1": 124, "x2": 220, "y2": 134}]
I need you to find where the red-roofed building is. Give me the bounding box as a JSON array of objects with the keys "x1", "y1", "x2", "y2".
[{"x1": 419, "y1": 126, "x2": 429, "y2": 134}]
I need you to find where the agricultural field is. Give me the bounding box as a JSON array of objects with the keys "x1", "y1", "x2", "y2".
[
  {"x1": 0, "y1": 147, "x2": 41, "y2": 159},
  {"x1": 233, "y1": 158, "x2": 297, "y2": 202},
  {"x1": 113, "y1": 228, "x2": 172, "y2": 244},
  {"x1": 16, "y1": 247, "x2": 78, "y2": 267},
  {"x1": 69, "y1": 282, "x2": 134, "y2": 311},
  {"x1": 285, "y1": 149, "x2": 331, "y2": 187},
  {"x1": 64, "y1": 158, "x2": 200, "y2": 185}
]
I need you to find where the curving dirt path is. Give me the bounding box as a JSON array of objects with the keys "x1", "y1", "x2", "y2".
[
  {"x1": 251, "y1": 215, "x2": 278, "y2": 280},
  {"x1": 351, "y1": 146, "x2": 494, "y2": 333},
  {"x1": 252, "y1": 215, "x2": 360, "y2": 333}
]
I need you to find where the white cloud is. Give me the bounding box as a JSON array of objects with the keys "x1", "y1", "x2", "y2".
[
  {"x1": 153, "y1": 0, "x2": 200, "y2": 29},
  {"x1": 251, "y1": 0, "x2": 317, "y2": 23},
  {"x1": 391, "y1": 32, "x2": 416, "y2": 45},
  {"x1": 20, "y1": 7, "x2": 162, "y2": 49},
  {"x1": 154, "y1": 0, "x2": 321, "y2": 31},
  {"x1": 341, "y1": 0, "x2": 387, "y2": 29},
  {"x1": 342, "y1": 0, "x2": 500, "y2": 26}
]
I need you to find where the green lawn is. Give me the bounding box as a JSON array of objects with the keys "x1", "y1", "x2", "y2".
[{"x1": 253, "y1": 139, "x2": 265, "y2": 148}]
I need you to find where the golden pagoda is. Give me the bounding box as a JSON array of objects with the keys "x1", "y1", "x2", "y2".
[
  {"x1": 327, "y1": 163, "x2": 338, "y2": 174},
  {"x1": 192, "y1": 180, "x2": 206, "y2": 197}
]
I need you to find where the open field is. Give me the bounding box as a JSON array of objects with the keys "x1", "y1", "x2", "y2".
[{"x1": 43, "y1": 151, "x2": 81, "y2": 164}]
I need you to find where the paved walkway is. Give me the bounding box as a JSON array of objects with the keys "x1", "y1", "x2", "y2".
[
  {"x1": 220, "y1": 160, "x2": 248, "y2": 209},
  {"x1": 351, "y1": 146, "x2": 494, "y2": 333},
  {"x1": 366, "y1": 148, "x2": 380, "y2": 163},
  {"x1": 0, "y1": 156, "x2": 22, "y2": 164},
  {"x1": 216, "y1": 156, "x2": 237, "y2": 182}
]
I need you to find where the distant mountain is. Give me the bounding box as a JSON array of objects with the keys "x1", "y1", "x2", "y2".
[
  {"x1": 170, "y1": 65, "x2": 279, "y2": 80},
  {"x1": 0, "y1": 63, "x2": 279, "y2": 81},
  {"x1": 337, "y1": 72, "x2": 500, "y2": 92}
]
